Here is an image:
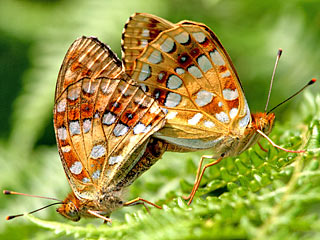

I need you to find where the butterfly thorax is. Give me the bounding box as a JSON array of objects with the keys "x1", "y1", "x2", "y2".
[{"x1": 56, "y1": 190, "x2": 123, "y2": 221}]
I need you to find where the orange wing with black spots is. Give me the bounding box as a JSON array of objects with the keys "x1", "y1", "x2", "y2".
[
  {"x1": 121, "y1": 13, "x2": 174, "y2": 76},
  {"x1": 54, "y1": 36, "x2": 165, "y2": 200},
  {"x1": 122, "y1": 14, "x2": 251, "y2": 150}
]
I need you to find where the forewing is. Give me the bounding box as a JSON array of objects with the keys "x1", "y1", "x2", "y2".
[
  {"x1": 56, "y1": 36, "x2": 128, "y2": 99},
  {"x1": 121, "y1": 13, "x2": 174, "y2": 76},
  {"x1": 126, "y1": 17, "x2": 251, "y2": 141},
  {"x1": 54, "y1": 37, "x2": 165, "y2": 200}
]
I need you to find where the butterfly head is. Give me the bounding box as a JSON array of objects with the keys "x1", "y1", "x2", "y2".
[
  {"x1": 57, "y1": 190, "x2": 124, "y2": 221},
  {"x1": 56, "y1": 192, "x2": 82, "y2": 221},
  {"x1": 251, "y1": 112, "x2": 275, "y2": 135}
]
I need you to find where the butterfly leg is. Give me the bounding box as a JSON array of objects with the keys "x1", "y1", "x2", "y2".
[
  {"x1": 182, "y1": 155, "x2": 211, "y2": 200},
  {"x1": 258, "y1": 141, "x2": 268, "y2": 153},
  {"x1": 87, "y1": 210, "x2": 112, "y2": 223},
  {"x1": 123, "y1": 197, "x2": 162, "y2": 213},
  {"x1": 183, "y1": 156, "x2": 223, "y2": 205}
]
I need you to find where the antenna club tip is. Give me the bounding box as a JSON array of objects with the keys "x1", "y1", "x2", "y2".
[
  {"x1": 278, "y1": 48, "x2": 283, "y2": 56},
  {"x1": 308, "y1": 78, "x2": 317, "y2": 85},
  {"x1": 3, "y1": 190, "x2": 11, "y2": 195},
  {"x1": 6, "y1": 215, "x2": 16, "y2": 220}
]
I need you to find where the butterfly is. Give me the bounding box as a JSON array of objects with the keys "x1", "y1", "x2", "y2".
[
  {"x1": 121, "y1": 13, "x2": 307, "y2": 204},
  {"x1": 53, "y1": 36, "x2": 167, "y2": 221}
]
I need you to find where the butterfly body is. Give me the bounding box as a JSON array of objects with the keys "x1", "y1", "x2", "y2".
[{"x1": 57, "y1": 189, "x2": 123, "y2": 221}]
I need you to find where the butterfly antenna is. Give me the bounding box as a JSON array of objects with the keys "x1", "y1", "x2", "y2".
[
  {"x1": 267, "y1": 78, "x2": 316, "y2": 114},
  {"x1": 265, "y1": 49, "x2": 283, "y2": 112},
  {"x1": 6, "y1": 202, "x2": 62, "y2": 220},
  {"x1": 3, "y1": 190, "x2": 61, "y2": 201},
  {"x1": 3, "y1": 190, "x2": 63, "y2": 220}
]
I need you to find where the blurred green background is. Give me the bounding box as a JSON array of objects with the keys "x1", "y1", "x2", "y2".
[{"x1": 0, "y1": 0, "x2": 319, "y2": 239}]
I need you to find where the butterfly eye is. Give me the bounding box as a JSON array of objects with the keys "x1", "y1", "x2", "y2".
[
  {"x1": 56, "y1": 202, "x2": 80, "y2": 221},
  {"x1": 66, "y1": 202, "x2": 80, "y2": 221}
]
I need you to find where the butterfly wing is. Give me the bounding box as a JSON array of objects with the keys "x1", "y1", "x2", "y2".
[
  {"x1": 122, "y1": 14, "x2": 251, "y2": 150},
  {"x1": 56, "y1": 36, "x2": 128, "y2": 98},
  {"x1": 121, "y1": 13, "x2": 174, "y2": 76},
  {"x1": 54, "y1": 37, "x2": 165, "y2": 200}
]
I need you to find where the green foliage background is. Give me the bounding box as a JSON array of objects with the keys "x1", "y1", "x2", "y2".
[{"x1": 0, "y1": 0, "x2": 319, "y2": 239}]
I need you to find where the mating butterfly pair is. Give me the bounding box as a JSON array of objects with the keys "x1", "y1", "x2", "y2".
[{"x1": 5, "y1": 13, "x2": 308, "y2": 222}]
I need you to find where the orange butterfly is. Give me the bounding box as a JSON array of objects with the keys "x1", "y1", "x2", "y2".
[
  {"x1": 4, "y1": 36, "x2": 166, "y2": 222},
  {"x1": 53, "y1": 36, "x2": 168, "y2": 221},
  {"x1": 121, "y1": 13, "x2": 309, "y2": 204}
]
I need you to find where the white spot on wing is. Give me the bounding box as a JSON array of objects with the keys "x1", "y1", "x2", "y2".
[
  {"x1": 109, "y1": 155, "x2": 123, "y2": 165},
  {"x1": 223, "y1": 88, "x2": 239, "y2": 100},
  {"x1": 158, "y1": 72, "x2": 165, "y2": 81},
  {"x1": 210, "y1": 50, "x2": 225, "y2": 66},
  {"x1": 166, "y1": 111, "x2": 178, "y2": 120},
  {"x1": 175, "y1": 68, "x2": 185, "y2": 75},
  {"x1": 197, "y1": 55, "x2": 212, "y2": 73},
  {"x1": 68, "y1": 88, "x2": 80, "y2": 100},
  {"x1": 92, "y1": 170, "x2": 100, "y2": 180},
  {"x1": 218, "y1": 102, "x2": 223, "y2": 107},
  {"x1": 57, "y1": 127, "x2": 67, "y2": 140},
  {"x1": 82, "y1": 81, "x2": 98, "y2": 94},
  {"x1": 215, "y1": 111, "x2": 230, "y2": 123},
  {"x1": 165, "y1": 92, "x2": 182, "y2": 107},
  {"x1": 113, "y1": 123, "x2": 129, "y2": 136},
  {"x1": 188, "y1": 65, "x2": 202, "y2": 78},
  {"x1": 90, "y1": 145, "x2": 106, "y2": 159},
  {"x1": 69, "y1": 121, "x2": 80, "y2": 136},
  {"x1": 57, "y1": 99, "x2": 66, "y2": 112},
  {"x1": 167, "y1": 75, "x2": 182, "y2": 90},
  {"x1": 70, "y1": 161, "x2": 82, "y2": 175},
  {"x1": 204, "y1": 121, "x2": 215, "y2": 128},
  {"x1": 141, "y1": 29, "x2": 149, "y2": 37},
  {"x1": 160, "y1": 38, "x2": 175, "y2": 52},
  {"x1": 102, "y1": 112, "x2": 116, "y2": 125},
  {"x1": 83, "y1": 119, "x2": 91, "y2": 133},
  {"x1": 133, "y1": 122, "x2": 146, "y2": 134},
  {"x1": 139, "y1": 63, "x2": 151, "y2": 81},
  {"x1": 174, "y1": 32, "x2": 189, "y2": 44},
  {"x1": 221, "y1": 70, "x2": 231, "y2": 78},
  {"x1": 61, "y1": 145, "x2": 71, "y2": 152},
  {"x1": 195, "y1": 90, "x2": 214, "y2": 107},
  {"x1": 188, "y1": 113, "x2": 203, "y2": 125},
  {"x1": 82, "y1": 177, "x2": 90, "y2": 183},
  {"x1": 239, "y1": 100, "x2": 251, "y2": 128},
  {"x1": 192, "y1": 32, "x2": 206, "y2": 43},
  {"x1": 148, "y1": 50, "x2": 162, "y2": 64},
  {"x1": 229, "y1": 108, "x2": 238, "y2": 119},
  {"x1": 133, "y1": 122, "x2": 151, "y2": 134},
  {"x1": 140, "y1": 39, "x2": 148, "y2": 47}
]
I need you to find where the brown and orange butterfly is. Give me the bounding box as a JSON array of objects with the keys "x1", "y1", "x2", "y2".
[
  {"x1": 4, "y1": 36, "x2": 166, "y2": 222},
  {"x1": 121, "y1": 13, "x2": 311, "y2": 204}
]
